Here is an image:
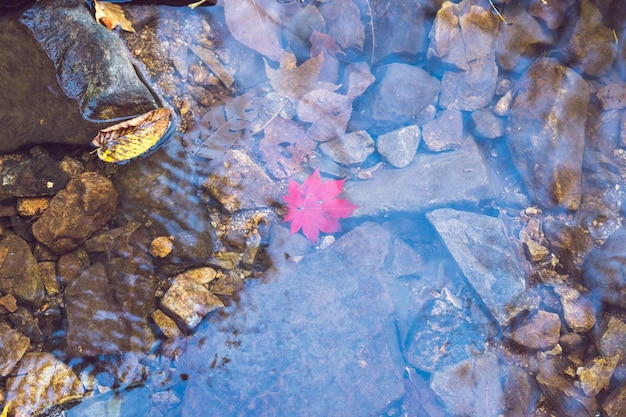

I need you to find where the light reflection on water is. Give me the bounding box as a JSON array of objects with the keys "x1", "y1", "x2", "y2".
[{"x1": 1, "y1": 0, "x2": 626, "y2": 416}]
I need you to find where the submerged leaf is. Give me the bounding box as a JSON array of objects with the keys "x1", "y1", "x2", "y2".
[
  {"x1": 318, "y1": 0, "x2": 364, "y2": 50},
  {"x1": 265, "y1": 52, "x2": 324, "y2": 103},
  {"x1": 92, "y1": 108, "x2": 172, "y2": 163},
  {"x1": 260, "y1": 117, "x2": 316, "y2": 179},
  {"x1": 282, "y1": 169, "x2": 357, "y2": 244},
  {"x1": 296, "y1": 89, "x2": 352, "y2": 141},
  {"x1": 182, "y1": 93, "x2": 260, "y2": 159},
  {"x1": 224, "y1": 0, "x2": 286, "y2": 62},
  {"x1": 94, "y1": 0, "x2": 135, "y2": 32}
]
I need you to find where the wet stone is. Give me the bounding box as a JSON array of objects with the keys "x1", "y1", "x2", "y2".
[
  {"x1": 203, "y1": 149, "x2": 282, "y2": 213},
  {"x1": 344, "y1": 138, "x2": 496, "y2": 217},
  {"x1": 496, "y1": 4, "x2": 554, "y2": 73},
  {"x1": 536, "y1": 359, "x2": 599, "y2": 416},
  {"x1": 604, "y1": 380, "x2": 626, "y2": 417},
  {"x1": 578, "y1": 355, "x2": 619, "y2": 398},
  {"x1": 529, "y1": 0, "x2": 577, "y2": 29},
  {"x1": 564, "y1": 0, "x2": 617, "y2": 76},
  {"x1": 32, "y1": 172, "x2": 118, "y2": 255},
  {"x1": 506, "y1": 310, "x2": 561, "y2": 351},
  {"x1": 582, "y1": 226, "x2": 626, "y2": 309},
  {"x1": 16, "y1": 197, "x2": 50, "y2": 217},
  {"x1": 422, "y1": 108, "x2": 464, "y2": 152},
  {"x1": 0, "y1": 232, "x2": 44, "y2": 308},
  {"x1": 160, "y1": 273, "x2": 224, "y2": 330},
  {"x1": 426, "y1": 208, "x2": 532, "y2": 326},
  {"x1": 9, "y1": 306, "x2": 43, "y2": 343},
  {"x1": 64, "y1": 262, "x2": 133, "y2": 356},
  {"x1": 0, "y1": 293, "x2": 17, "y2": 313},
  {"x1": 4, "y1": 352, "x2": 85, "y2": 416},
  {"x1": 111, "y1": 141, "x2": 215, "y2": 271},
  {"x1": 0, "y1": 153, "x2": 72, "y2": 201},
  {"x1": 151, "y1": 309, "x2": 184, "y2": 340},
  {"x1": 20, "y1": 0, "x2": 157, "y2": 120},
  {"x1": 319, "y1": 130, "x2": 374, "y2": 165},
  {"x1": 149, "y1": 236, "x2": 174, "y2": 258},
  {"x1": 375, "y1": 125, "x2": 421, "y2": 168},
  {"x1": 504, "y1": 366, "x2": 541, "y2": 417},
  {"x1": 594, "y1": 316, "x2": 626, "y2": 359},
  {"x1": 428, "y1": 0, "x2": 498, "y2": 111},
  {"x1": 430, "y1": 353, "x2": 505, "y2": 417},
  {"x1": 507, "y1": 58, "x2": 588, "y2": 210},
  {"x1": 471, "y1": 108, "x2": 505, "y2": 139},
  {"x1": 177, "y1": 223, "x2": 405, "y2": 416},
  {"x1": 356, "y1": 62, "x2": 440, "y2": 126},
  {"x1": 597, "y1": 83, "x2": 626, "y2": 110},
  {"x1": 371, "y1": 0, "x2": 428, "y2": 62},
  {"x1": 0, "y1": 14, "x2": 100, "y2": 152},
  {"x1": 553, "y1": 286, "x2": 595, "y2": 333},
  {"x1": 0, "y1": 321, "x2": 29, "y2": 378},
  {"x1": 405, "y1": 294, "x2": 486, "y2": 373}
]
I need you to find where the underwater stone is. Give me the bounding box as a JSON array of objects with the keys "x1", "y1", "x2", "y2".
[
  {"x1": 344, "y1": 138, "x2": 496, "y2": 217},
  {"x1": 430, "y1": 353, "x2": 505, "y2": 417},
  {"x1": 507, "y1": 58, "x2": 588, "y2": 210},
  {"x1": 426, "y1": 208, "x2": 532, "y2": 326},
  {"x1": 376, "y1": 125, "x2": 421, "y2": 168},
  {"x1": 32, "y1": 172, "x2": 118, "y2": 255},
  {"x1": 161, "y1": 274, "x2": 224, "y2": 330},
  {"x1": 319, "y1": 130, "x2": 374, "y2": 165},
  {"x1": 20, "y1": 0, "x2": 157, "y2": 121},
  {"x1": 0, "y1": 322, "x2": 29, "y2": 378},
  {"x1": 0, "y1": 233, "x2": 45, "y2": 308},
  {"x1": 506, "y1": 310, "x2": 561, "y2": 351},
  {"x1": 4, "y1": 352, "x2": 85, "y2": 416}
]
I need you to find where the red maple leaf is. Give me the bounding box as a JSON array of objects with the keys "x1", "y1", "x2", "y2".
[{"x1": 282, "y1": 169, "x2": 357, "y2": 244}]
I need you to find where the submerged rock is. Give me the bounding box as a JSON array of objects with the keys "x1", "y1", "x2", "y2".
[
  {"x1": 319, "y1": 130, "x2": 374, "y2": 165},
  {"x1": 0, "y1": 14, "x2": 101, "y2": 152},
  {"x1": 344, "y1": 139, "x2": 496, "y2": 216},
  {"x1": 430, "y1": 353, "x2": 505, "y2": 417},
  {"x1": 582, "y1": 226, "x2": 626, "y2": 309},
  {"x1": 64, "y1": 263, "x2": 135, "y2": 356},
  {"x1": 176, "y1": 223, "x2": 408, "y2": 416},
  {"x1": 0, "y1": 322, "x2": 29, "y2": 378},
  {"x1": 564, "y1": 0, "x2": 617, "y2": 76},
  {"x1": 375, "y1": 125, "x2": 421, "y2": 168},
  {"x1": 20, "y1": 0, "x2": 157, "y2": 120},
  {"x1": 32, "y1": 172, "x2": 118, "y2": 255},
  {"x1": 0, "y1": 232, "x2": 45, "y2": 308},
  {"x1": 426, "y1": 208, "x2": 532, "y2": 326},
  {"x1": 506, "y1": 310, "x2": 561, "y2": 351},
  {"x1": 4, "y1": 352, "x2": 85, "y2": 416},
  {"x1": 507, "y1": 58, "x2": 588, "y2": 210},
  {"x1": 356, "y1": 62, "x2": 440, "y2": 126},
  {"x1": 428, "y1": 0, "x2": 499, "y2": 110}
]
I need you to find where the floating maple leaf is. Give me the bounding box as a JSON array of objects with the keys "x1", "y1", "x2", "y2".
[{"x1": 282, "y1": 170, "x2": 357, "y2": 244}]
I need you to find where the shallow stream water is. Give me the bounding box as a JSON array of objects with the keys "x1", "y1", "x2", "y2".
[{"x1": 2, "y1": 0, "x2": 626, "y2": 416}]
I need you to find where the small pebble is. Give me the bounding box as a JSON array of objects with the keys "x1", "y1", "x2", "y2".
[{"x1": 149, "y1": 236, "x2": 174, "y2": 258}]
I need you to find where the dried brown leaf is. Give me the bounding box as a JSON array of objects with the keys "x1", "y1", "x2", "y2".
[
  {"x1": 265, "y1": 52, "x2": 324, "y2": 103},
  {"x1": 94, "y1": 0, "x2": 135, "y2": 33},
  {"x1": 260, "y1": 117, "x2": 316, "y2": 178}
]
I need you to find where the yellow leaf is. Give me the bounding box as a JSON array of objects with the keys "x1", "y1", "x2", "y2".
[
  {"x1": 94, "y1": 0, "x2": 135, "y2": 33},
  {"x1": 1, "y1": 401, "x2": 11, "y2": 417},
  {"x1": 92, "y1": 108, "x2": 173, "y2": 164}
]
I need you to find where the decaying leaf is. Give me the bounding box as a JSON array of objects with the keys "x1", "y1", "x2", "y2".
[
  {"x1": 94, "y1": 0, "x2": 135, "y2": 32},
  {"x1": 296, "y1": 89, "x2": 353, "y2": 141},
  {"x1": 92, "y1": 108, "x2": 172, "y2": 163},
  {"x1": 310, "y1": 30, "x2": 342, "y2": 83},
  {"x1": 224, "y1": 0, "x2": 286, "y2": 62},
  {"x1": 318, "y1": 0, "x2": 364, "y2": 50},
  {"x1": 265, "y1": 52, "x2": 324, "y2": 103},
  {"x1": 260, "y1": 117, "x2": 316, "y2": 179},
  {"x1": 182, "y1": 93, "x2": 260, "y2": 159}
]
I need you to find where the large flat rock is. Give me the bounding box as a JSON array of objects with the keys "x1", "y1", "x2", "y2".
[
  {"x1": 176, "y1": 223, "x2": 409, "y2": 416},
  {"x1": 344, "y1": 139, "x2": 497, "y2": 216}
]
